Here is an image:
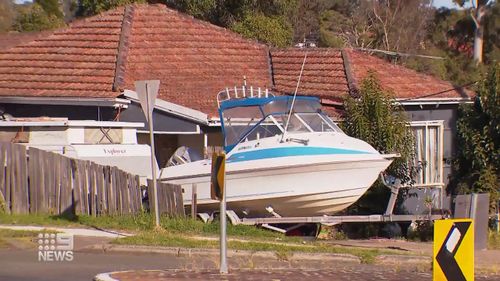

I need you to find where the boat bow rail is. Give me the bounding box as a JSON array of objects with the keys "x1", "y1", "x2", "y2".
[{"x1": 217, "y1": 86, "x2": 273, "y2": 108}]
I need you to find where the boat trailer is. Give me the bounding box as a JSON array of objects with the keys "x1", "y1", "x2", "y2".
[{"x1": 197, "y1": 174, "x2": 446, "y2": 234}]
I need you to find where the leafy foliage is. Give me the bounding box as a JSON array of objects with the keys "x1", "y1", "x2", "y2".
[
  {"x1": 35, "y1": 0, "x2": 64, "y2": 19},
  {"x1": 167, "y1": 0, "x2": 297, "y2": 47},
  {"x1": 231, "y1": 13, "x2": 292, "y2": 47},
  {"x1": 76, "y1": 0, "x2": 144, "y2": 17},
  {"x1": 342, "y1": 73, "x2": 416, "y2": 214},
  {"x1": 451, "y1": 64, "x2": 500, "y2": 211},
  {"x1": 13, "y1": 3, "x2": 65, "y2": 32},
  {"x1": 0, "y1": 0, "x2": 15, "y2": 32}
]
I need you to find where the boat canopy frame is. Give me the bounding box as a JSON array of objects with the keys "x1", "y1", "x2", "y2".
[{"x1": 218, "y1": 96, "x2": 334, "y2": 152}]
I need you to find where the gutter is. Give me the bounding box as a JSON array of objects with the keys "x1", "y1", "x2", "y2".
[
  {"x1": 0, "y1": 96, "x2": 130, "y2": 107},
  {"x1": 123, "y1": 90, "x2": 208, "y2": 125},
  {"x1": 396, "y1": 98, "x2": 473, "y2": 106}
]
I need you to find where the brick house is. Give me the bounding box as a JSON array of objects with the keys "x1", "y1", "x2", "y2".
[{"x1": 0, "y1": 4, "x2": 474, "y2": 211}]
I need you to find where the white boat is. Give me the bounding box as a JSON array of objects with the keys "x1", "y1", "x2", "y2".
[{"x1": 160, "y1": 89, "x2": 393, "y2": 217}]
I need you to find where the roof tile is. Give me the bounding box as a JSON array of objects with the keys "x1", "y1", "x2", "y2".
[
  {"x1": 271, "y1": 48, "x2": 347, "y2": 101},
  {"x1": 0, "y1": 7, "x2": 124, "y2": 98}
]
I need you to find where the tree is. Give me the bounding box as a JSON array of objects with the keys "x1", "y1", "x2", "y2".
[
  {"x1": 452, "y1": 64, "x2": 499, "y2": 211},
  {"x1": 35, "y1": 0, "x2": 64, "y2": 19},
  {"x1": 13, "y1": 3, "x2": 65, "y2": 32},
  {"x1": 342, "y1": 73, "x2": 417, "y2": 214},
  {"x1": 454, "y1": 0, "x2": 494, "y2": 64},
  {"x1": 318, "y1": 0, "x2": 433, "y2": 53},
  {"x1": 231, "y1": 13, "x2": 293, "y2": 47},
  {"x1": 0, "y1": 0, "x2": 15, "y2": 32},
  {"x1": 76, "y1": 0, "x2": 144, "y2": 17},
  {"x1": 290, "y1": 0, "x2": 326, "y2": 44}
]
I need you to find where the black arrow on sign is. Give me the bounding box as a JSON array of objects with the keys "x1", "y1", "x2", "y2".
[{"x1": 436, "y1": 221, "x2": 471, "y2": 281}]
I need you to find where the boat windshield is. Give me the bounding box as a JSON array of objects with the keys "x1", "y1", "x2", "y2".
[{"x1": 220, "y1": 97, "x2": 342, "y2": 151}]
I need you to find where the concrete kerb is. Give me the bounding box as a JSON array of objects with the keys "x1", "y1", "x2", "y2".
[
  {"x1": 81, "y1": 243, "x2": 433, "y2": 266},
  {"x1": 82, "y1": 243, "x2": 362, "y2": 263}
]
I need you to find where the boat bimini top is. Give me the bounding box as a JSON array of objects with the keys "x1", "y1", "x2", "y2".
[{"x1": 217, "y1": 88, "x2": 343, "y2": 153}]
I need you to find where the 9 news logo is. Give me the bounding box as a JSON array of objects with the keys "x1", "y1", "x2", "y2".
[{"x1": 37, "y1": 233, "x2": 74, "y2": 262}]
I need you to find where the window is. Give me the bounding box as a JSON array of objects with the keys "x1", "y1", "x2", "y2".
[{"x1": 410, "y1": 121, "x2": 444, "y2": 188}]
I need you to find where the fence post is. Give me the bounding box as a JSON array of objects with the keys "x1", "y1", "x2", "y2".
[{"x1": 191, "y1": 184, "x2": 197, "y2": 219}]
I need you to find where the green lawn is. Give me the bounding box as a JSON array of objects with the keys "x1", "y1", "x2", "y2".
[
  {"x1": 0, "y1": 213, "x2": 417, "y2": 264},
  {"x1": 112, "y1": 230, "x2": 405, "y2": 264},
  {"x1": 0, "y1": 228, "x2": 56, "y2": 249},
  {"x1": 0, "y1": 213, "x2": 283, "y2": 239}
]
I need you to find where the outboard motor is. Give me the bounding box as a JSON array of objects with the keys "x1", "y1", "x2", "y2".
[{"x1": 166, "y1": 146, "x2": 202, "y2": 167}]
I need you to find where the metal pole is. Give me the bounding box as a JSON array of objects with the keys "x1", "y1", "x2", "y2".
[
  {"x1": 147, "y1": 86, "x2": 160, "y2": 228},
  {"x1": 219, "y1": 176, "x2": 228, "y2": 274}
]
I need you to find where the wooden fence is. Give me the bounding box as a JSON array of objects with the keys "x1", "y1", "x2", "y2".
[
  {"x1": 147, "y1": 180, "x2": 185, "y2": 218},
  {"x1": 0, "y1": 142, "x2": 184, "y2": 217}
]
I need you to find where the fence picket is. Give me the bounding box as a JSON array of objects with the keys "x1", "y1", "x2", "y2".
[
  {"x1": 0, "y1": 143, "x2": 181, "y2": 217},
  {"x1": 28, "y1": 147, "x2": 36, "y2": 213},
  {"x1": 0, "y1": 143, "x2": 5, "y2": 204},
  {"x1": 4, "y1": 144, "x2": 11, "y2": 212}
]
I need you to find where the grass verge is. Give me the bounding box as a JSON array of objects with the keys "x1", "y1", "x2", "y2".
[
  {"x1": 0, "y1": 228, "x2": 56, "y2": 249},
  {"x1": 0, "y1": 213, "x2": 284, "y2": 240},
  {"x1": 112, "y1": 230, "x2": 400, "y2": 264}
]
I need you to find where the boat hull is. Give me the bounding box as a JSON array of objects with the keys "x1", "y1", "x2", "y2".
[{"x1": 163, "y1": 156, "x2": 392, "y2": 217}]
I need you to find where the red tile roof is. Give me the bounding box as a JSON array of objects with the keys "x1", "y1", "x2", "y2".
[
  {"x1": 271, "y1": 48, "x2": 348, "y2": 102},
  {"x1": 343, "y1": 49, "x2": 474, "y2": 100},
  {"x1": 271, "y1": 48, "x2": 474, "y2": 103},
  {"x1": 0, "y1": 4, "x2": 271, "y2": 117},
  {"x1": 0, "y1": 8, "x2": 125, "y2": 98},
  {"x1": 0, "y1": 4, "x2": 472, "y2": 120},
  {"x1": 0, "y1": 31, "x2": 54, "y2": 51},
  {"x1": 120, "y1": 4, "x2": 271, "y2": 117}
]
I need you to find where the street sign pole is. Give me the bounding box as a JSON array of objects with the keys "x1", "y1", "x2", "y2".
[
  {"x1": 219, "y1": 173, "x2": 228, "y2": 274},
  {"x1": 146, "y1": 87, "x2": 160, "y2": 228},
  {"x1": 135, "y1": 80, "x2": 160, "y2": 228}
]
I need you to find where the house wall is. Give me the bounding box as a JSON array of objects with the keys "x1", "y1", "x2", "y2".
[
  {"x1": 0, "y1": 102, "x2": 208, "y2": 170},
  {"x1": 0, "y1": 103, "x2": 116, "y2": 121},
  {"x1": 402, "y1": 104, "x2": 460, "y2": 213},
  {"x1": 404, "y1": 104, "x2": 458, "y2": 185},
  {"x1": 119, "y1": 103, "x2": 200, "y2": 133}
]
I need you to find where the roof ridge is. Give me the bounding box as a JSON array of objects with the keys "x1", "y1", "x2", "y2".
[
  {"x1": 113, "y1": 5, "x2": 134, "y2": 92},
  {"x1": 340, "y1": 49, "x2": 359, "y2": 97}
]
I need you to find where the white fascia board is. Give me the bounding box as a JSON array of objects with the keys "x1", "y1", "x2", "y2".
[
  {"x1": 0, "y1": 96, "x2": 130, "y2": 107},
  {"x1": 123, "y1": 90, "x2": 208, "y2": 125},
  {"x1": 66, "y1": 120, "x2": 144, "y2": 128},
  {"x1": 137, "y1": 125, "x2": 201, "y2": 135},
  {"x1": 396, "y1": 98, "x2": 473, "y2": 106},
  {"x1": 0, "y1": 121, "x2": 67, "y2": 127},
  {"x1": 409, "y1": 120, "x2": 445, "y2": 127},
  {"x1": 0, "y1": 120, "x2": 144, "y2": 128}
]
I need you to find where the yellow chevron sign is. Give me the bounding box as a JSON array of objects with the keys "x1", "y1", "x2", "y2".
[
  {"x1": 433, "y1": 219, "x2": 474, "y2": 281},
  {"x1": 210, "y1": 152, "x2": 226, "y2": 200}
]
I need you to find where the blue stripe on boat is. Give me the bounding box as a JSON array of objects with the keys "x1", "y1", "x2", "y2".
[{"x1": 227, "y1": 147, "x2": 372, "y2": 163}]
